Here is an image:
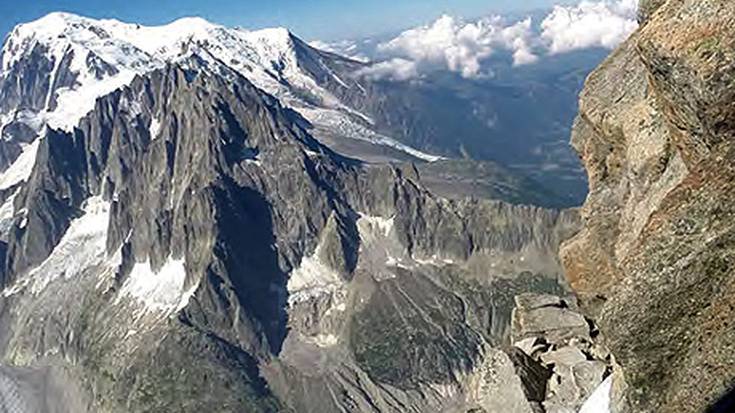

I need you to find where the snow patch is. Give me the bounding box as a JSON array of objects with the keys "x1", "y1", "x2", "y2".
[
  {"x1": 287, "y1": 248, "x2": 343, "y2": 306},
  {"x1": 48, "y1": 73, "x2": 139, "y2": 131},
  {"x1": 414, "y1": 254, "x2": 457, "y2": 267},
  {"x1": 0, "y1": 190, "x2": 18, "y2": 236},
  {"x1": 356, "y1": 213, "x2": 409, "y2": 278},
  {"x1": 149, "y1": 117, "x2": 161, "y2": 140},
  {"x1": 18, "y1": 212, "x2": 28, "y2": 229},
  {"x1": 307, "y1": 333, "x2": 339, "y2": 348},
  {"x1": 357, "y1": 214, "x2": 394, "y2": 238},
  {"x1": 24, "y1": 196, "x2": 113, "y2": 294},
  {"x1": 118, "y1": 256, "x2": 195, "y2": 314},
  {"x1": 0, "y1": 139, "x2": 40, "y2": 190},
  {"x1": 579, "y1": 375, "x2": 612, "y2": 413}
]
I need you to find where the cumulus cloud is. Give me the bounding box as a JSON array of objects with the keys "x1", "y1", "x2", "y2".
[
  {"x1": 372, "y1": 15, "x2": 538, "y2": 79},
  {"x1": 500, "y1": 18, "x2": 539, "y2": 65},
  {"x1": 541, "y1": 0, "x2": 638, "y2": 54},
  {"x1": 349, "y1": 0, "x2": 637, "y2": 81},
  {"x1": 355, "y1": 58, "x2": 419, "y2": 81}
]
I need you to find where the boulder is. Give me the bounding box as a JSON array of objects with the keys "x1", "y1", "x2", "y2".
[{"x1": 511, "y1": 294, "x2": 590, "y2": 344}]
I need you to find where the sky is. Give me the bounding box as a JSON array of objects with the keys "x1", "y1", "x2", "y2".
[{"x1": 0, "y1": 0, "x2": 569, "y2": 42}]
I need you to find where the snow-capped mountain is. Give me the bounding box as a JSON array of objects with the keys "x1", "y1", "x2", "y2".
[
  {"x1": 0, "y1": 13, "x2": 438, "y2": 175},
  {"x1": 0, "y1": 12, "x2": 604, "y2": 209}
]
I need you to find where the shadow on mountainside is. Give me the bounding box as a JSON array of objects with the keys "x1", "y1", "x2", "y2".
[{"x1": 213, "y1": 179, "x2": 288, "y2": 354}]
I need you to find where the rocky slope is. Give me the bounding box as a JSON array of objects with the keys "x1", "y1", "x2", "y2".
[
  {"x1": 561, "y1": 0, "x2": 735, "y2": 411},
  {"x1": 0, "y1": 13, "x2": 599, "y2": 412}
]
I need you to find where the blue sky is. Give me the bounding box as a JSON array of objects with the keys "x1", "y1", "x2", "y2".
[{"x1": 0, "y1": 0, "x2": 563, "y2": 41}]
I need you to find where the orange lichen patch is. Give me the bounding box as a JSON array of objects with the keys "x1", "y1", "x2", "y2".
[{"x1": 560, "y1": 229, "x2": 620, "y2": 296}]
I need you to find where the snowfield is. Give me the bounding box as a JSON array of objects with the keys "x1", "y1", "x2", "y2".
[
  {"x1": 0, "y1": 12, "x2": 441, "y2": 166},
  {"x1": 286, "y1": 247, "x2": 344, "y2": 306},
  {"x1": 118, "y1": 256, "x2": 196, "y2": 314},
  {"x1": 0, "y1": 139, "x2": 40, "y2": 190},
  {"x1": 21, "y1": 196, "x2": 114, "y2": 295}
]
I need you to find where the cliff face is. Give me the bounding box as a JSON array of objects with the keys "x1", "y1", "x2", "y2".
[{"x1": 561, "y1": 0, "x2": 735, "y2": 412}]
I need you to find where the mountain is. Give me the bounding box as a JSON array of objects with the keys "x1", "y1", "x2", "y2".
[
  {"x1": 311, "y1": 9, "x2": 624, "y2": 205},
  {"x1": 339, "y1": 51, "x2": 604, "y2": 204},
  {"x1": 0, "y1": 12, "x2": 595, "y2": 209},
  {"x1": 0, "y1": 11, "x2": 613, "y2": 413},
  {"x1": 561, "y1": 0, "x2": 735, "y2": 411},
  {"x1": 0, "y1": 12, "x2": 444, "y2": 167}
]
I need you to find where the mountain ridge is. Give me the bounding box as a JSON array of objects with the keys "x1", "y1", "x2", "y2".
[
  {"x1": 0, "y1": 46, "x2": 591, "y2": 411},
  {"x1": 0, "y1": 11, "x2": 594, "y2": 208}
]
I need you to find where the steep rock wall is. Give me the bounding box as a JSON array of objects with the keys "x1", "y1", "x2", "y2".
[{"x1": 561, "y1": 0, "x2": 735, "y2": 411}]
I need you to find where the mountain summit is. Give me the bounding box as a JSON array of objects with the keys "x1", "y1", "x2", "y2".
[{"x1": 0, "y1": 12, "x2": 391, "y2": 148}]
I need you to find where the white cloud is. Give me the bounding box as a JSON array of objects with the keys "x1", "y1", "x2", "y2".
[
  {"x1": 541, "y1": 0, "x2": 638, "y2": 54},
  {"x1": 344, "y1": 0, "x2": 638, "y2": 82},
  {"x1": 366, "y1": 14, "x2": 538, "y2": 80},
  {"x1": 500, "y1": 18, "x2": 539, "y2": 65},
  {"x1": 355, "y1": 58, "x2": 419, "y2": 81}
]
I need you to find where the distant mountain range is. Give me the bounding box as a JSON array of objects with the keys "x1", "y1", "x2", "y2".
[{"x1": 0, "y1": 11, "x2": 615, "y2": 207}]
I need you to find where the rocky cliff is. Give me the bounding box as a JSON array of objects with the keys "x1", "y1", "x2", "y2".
[{"x1": 561, "y1": 0, "x2": 735, "y2": 411}]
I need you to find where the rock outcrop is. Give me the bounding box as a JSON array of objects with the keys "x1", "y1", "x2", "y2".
[
  {"x1": 510, "y1": 294, "x2": 611, "y2": 413},
  {"x1": 637, "y1": 0, "x2": 666, "y2": 23},
  {"x1": 561, "y1": 0, "x2": 735, "y2": 411}
]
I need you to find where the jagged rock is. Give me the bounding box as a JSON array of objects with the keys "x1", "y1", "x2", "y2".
[
  {"x1": 638, "y1": 0, "x2": 666, "y2": 23},
  {"x1": 544, "y1": 361, "x2": 607, "y2": 413},
  {"x1": 513, "y1": 337, "x2": 549, "y2": 359},
  {"x1": 506, "y1": 347, "x2": 552, "y2": 403},
  {"x1": 561, "y1": 0, "x2": 735, "y2": 411},
  {"x1": 472, "y1": 348, "x2": 536, "y2": 413},
  {"x1": 509, "y1": 294, "x2": 611, "y2": 413},
  {"x1": 540, "y1": 346, "x2": 588, "y2": 367},
  {"x1": 514, "y1": 294, "x2": 568, "y2": 311},
  {"x1": 511, "y1": 293, "x2": 590, "y2": 344}
]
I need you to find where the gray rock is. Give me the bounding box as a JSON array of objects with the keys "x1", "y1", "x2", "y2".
[
  {"x1": 540, "y1": 346, "x2": 588, "y2": 367},
  {"x1": 511, "y1": 294, "x2": 590, "y2": 344},
  {"x1": 514, "y1": 294, "x2": 569, "y2": 311},
  {"x1": 475, "y1": 349, "x2": 536, "y2": 413},
  {"x1": 513, "y1": 337, "x2": 549, "y2": 359},
  {"x1": 506, "y1": 347, "x2": 552, "y2": 403}
]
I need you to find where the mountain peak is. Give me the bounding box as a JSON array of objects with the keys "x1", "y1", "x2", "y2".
[
  {"x1": 0, "y1": 12, "x2": 317, "y2": 131},
  {"x1": 3, "y1": 12, "x2": 294, "y2": 62},
  {"x1": 8, "y1": 11, "x2": 94, "y2": 42}
]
